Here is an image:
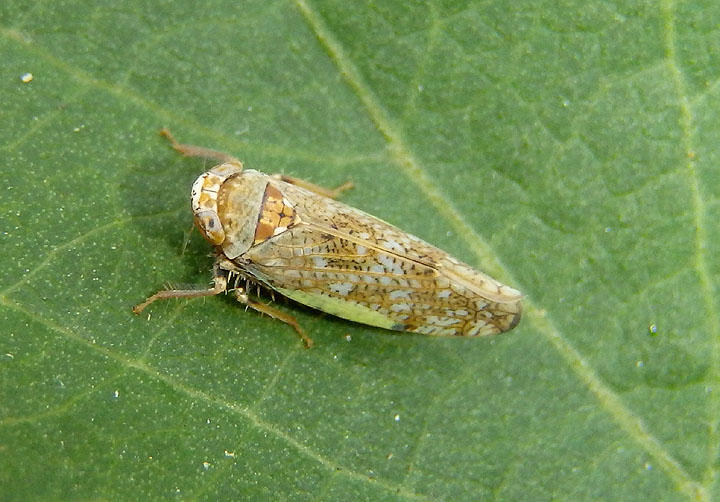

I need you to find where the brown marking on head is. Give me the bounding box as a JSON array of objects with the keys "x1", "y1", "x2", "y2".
[{"x1": 197, "y1": 192, "x2": 215, "y2": 209}]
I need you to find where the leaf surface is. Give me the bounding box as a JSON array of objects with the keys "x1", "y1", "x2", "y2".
[{"x1": 1, "y1": 1, "x2": 718, "y2": 500}]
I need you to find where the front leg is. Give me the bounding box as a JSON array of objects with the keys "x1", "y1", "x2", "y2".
[
  {"x1": 160, "y1": 128, "x2": 243, "y2": 167},
  {"x1": 133, "y1": 264, "x2": 228, "y2": 314},
  {"x1": 160, "y1": 128, "x2": 351, "y2": 199}
]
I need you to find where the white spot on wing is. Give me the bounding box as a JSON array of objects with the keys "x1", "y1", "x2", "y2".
[
  {"x1": 426, "y1": 316, "x2": 458, "y2": 327},
  {"x1": 329, "y1": 282, "x2": 354, "y2": 296},
  {"x1": 436, "y1": 277, "x2": 450, "y2": 288},
  {"x1": 381, "y1": 239, "x2": 405, "y2": 253},
  {"x1": 370, "y1": 264, "x2": 385, "y2": 274},
  {"x1": 378, "y1": 254, "x2": 403, "y2": 275},
  {"x1": 389, "y1": 290, "x2": 411, "y2": 300},
  {"x1": 313, "y1": 256, "x2": 328, "y2": 268}
]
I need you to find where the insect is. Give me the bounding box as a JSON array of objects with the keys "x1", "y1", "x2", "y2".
[{"x1": 133, "y1": 129, "x2": 522, "y2": 347}]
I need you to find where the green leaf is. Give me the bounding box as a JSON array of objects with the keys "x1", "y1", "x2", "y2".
[{"x1": 1, "y1": 0, "x2": 717, "y2": 500}]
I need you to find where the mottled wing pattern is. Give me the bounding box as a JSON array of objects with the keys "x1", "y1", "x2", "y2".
[{"x1": 237, "y1": 181, "x2": 521, "y2": 336}]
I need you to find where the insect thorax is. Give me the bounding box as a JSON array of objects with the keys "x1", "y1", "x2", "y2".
[{"x1": 218, "y1": 170, "x2": 282, "y2": 259}]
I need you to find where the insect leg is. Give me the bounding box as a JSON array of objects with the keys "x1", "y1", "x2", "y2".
[
  {"x1": 132, "y1": 269, "x2": 228, "y2": 314},
  {"x1": 271, "y1": 174, "x2": 354, "y2": 199},
  {"x1": 160, "y1": 128, "x2": 243, "y2": 167},
  {"x1": 234, "y1": 289, "x2": 314, "y2": 348}
]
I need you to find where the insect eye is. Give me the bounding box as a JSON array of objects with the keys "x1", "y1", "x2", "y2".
[{"x1": 194, "y1": 210, "x2": 225, "y2": 245}]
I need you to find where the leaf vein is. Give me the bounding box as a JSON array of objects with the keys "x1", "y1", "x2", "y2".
[{"x1": 662, "y1": 0, "x2": 720, "y2": 497}]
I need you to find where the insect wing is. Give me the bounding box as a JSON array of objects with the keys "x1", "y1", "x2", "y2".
[{"x1": 240, "y1": 180, "x2": 521, "y2": 336}]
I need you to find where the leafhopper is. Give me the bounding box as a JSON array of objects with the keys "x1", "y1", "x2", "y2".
[{"x1": 134, "y1": 130, "x2": 522, "y2": 347}]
